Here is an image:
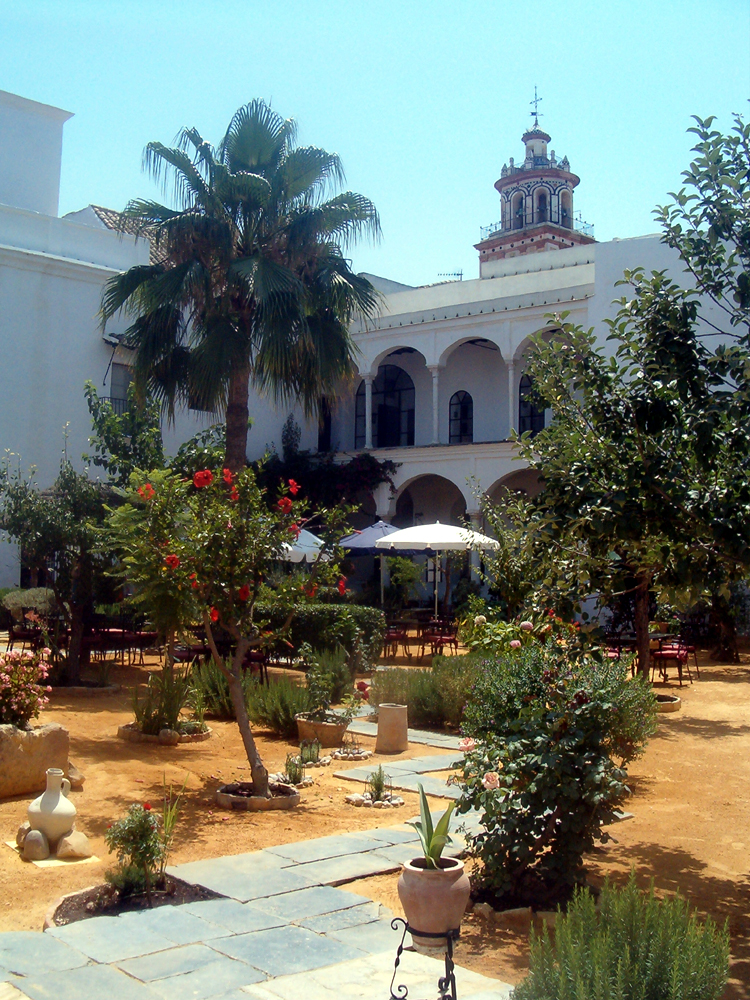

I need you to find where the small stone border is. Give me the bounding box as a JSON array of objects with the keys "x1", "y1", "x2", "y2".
[
  {"x1": 470, "y1": 902, "x2": 558, "y2": 929},
  {"x1": 331, "y1": 749, "x2": 372, "y2": 762},
  {"x1": 345, "y1": 791, "x2": 405, "y2": 809},
  {"x1": 656, "y1": 694, "x2": 682, "y2": 713},
  {"x1": 51, "y1": 684, "x2": 121, "y2": 698},
  {"x1": 300, "y1": 755, "x2": 332, "y2": 768},
  {"x1": 117, "y1": 723, "x2": 212, "y2": 744},
  {"x1": 43, "y1": 883, "x2": 101, "y2": 930},
  {"x1": 215, "y1": 781, "x2": 300, "y2": 811}
]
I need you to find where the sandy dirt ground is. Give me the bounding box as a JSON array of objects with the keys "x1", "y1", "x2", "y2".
[{"x1": 1, "y1": 651, "x2": 748, "y2": 997}]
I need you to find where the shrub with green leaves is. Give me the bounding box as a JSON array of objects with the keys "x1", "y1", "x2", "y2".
[
  {"x1": 132, "y1": 665, "x2": 198, "y2": 735},
  {"x1": 457, "y1": 645, "x2": 656, "y2": 905},
  {"x1": 246, "y1": 677, "x2": 311, "y2": 738},
  {"x1": 255, "y1": 602, "x2": 386, "y2": 670},
  {"x1": 513, "y1": 874, "x2": 729, "y2": 1000},
  {"x1": 191, "y1": 657, "x2": 255, "y2": 719},
  {"x1": 369, "y1": 653, "x2": 482, "y2": 729}
]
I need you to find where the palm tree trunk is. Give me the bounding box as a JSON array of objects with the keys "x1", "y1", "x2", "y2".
[{"x1": 224, "y1": 358, "x2": 251, "y2": 474}]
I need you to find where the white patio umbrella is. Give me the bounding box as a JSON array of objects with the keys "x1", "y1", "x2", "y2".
[
  {"x1": 280, "y1": 528, "x2": 326, "y2": 564},
  {"x1": 375, "y1": 521, "x2": 499, "y2": 615}
]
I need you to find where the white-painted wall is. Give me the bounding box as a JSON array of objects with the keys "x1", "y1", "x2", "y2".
[{"x1": 0, "y1": 91, "x2": 72, "y2": 217}]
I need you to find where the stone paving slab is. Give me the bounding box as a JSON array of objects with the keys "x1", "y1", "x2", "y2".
[
  {"x1": 326, "y1": 918, "x2": 402, "y2": 954},
  {"x1": 166, "y1": 849, "x2": 285, "y2": 887},
  {"x1": 291, "y1": 850, "x2": 400, "y2": 886},
  {"x1": 180, "y1": 899, "x2": 287, "y2": 934},
  {"x1": 335, "y1": 768, "x2": 462, "y2": 800},
  {"x1": 211, "y1": 925, "x2": 364, "y2": 978},
  {"x1": 167, "y1": 861, "x2": 321, "y2": 902},
  {"x1": 264, "y1": 833, "x2": 387, "y2": 865},
  {"x1": 299, "y1": 901, "x2": 384, "y2": 934},
  {"x1": 393, "y1": 752, "x2": 462, "y2": 772},
  {"x1": 0, "y1": 983, "x2": 25, "y2": 1000},
  {"x1": 239, "y1": 949, "x2": 511, "y2": 1000},
  {"x1": 118, "y1": 906, "x2": 232, "y2": 944},
  {"x1": 117, "y1": 942, "x2": 226, "y2": 982},
  {"x1": 250, "y1": 885, "x2": 367, "y2": 922},
  {"x1": 347, "y1": 720, "x2": 462, "y2": 750},
  {"x1": 0, "y1": 932, "x2": 88, "y2": 977},
  {"x1": 47, "y1": 915, "x2": 176, "y2": 964},
  {"x1": 9, "y1": 963, "x2": 164, "y2": 1000},
  {"x1": 350, "y1": 825, "x2": 420, "y2": 846},
  {"x1": 146, "y1": 957, "x2": 266, "y2": 1000}
]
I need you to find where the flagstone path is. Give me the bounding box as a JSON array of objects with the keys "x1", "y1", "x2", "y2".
[
  {"x1": 334, "y1": 752, "x2": 463, "y2": 801},
  {"x1": 0, "y1": 758, "x2": 508, "y2": 999}
]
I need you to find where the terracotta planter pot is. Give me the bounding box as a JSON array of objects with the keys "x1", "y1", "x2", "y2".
[
  {"x1": 295, "y1": 715, "x2": 348, "y2": 748},
  {"x1": 397, "y1": 857, "x2": 471, "y2": 953},
  {"x1": 375, "y1": 703, "x2": 409, "y2": 754}
]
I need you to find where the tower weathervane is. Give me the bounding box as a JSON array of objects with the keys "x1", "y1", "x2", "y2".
[{"x1": 529, "y1": 86, "x2": 543, "y2": 127}]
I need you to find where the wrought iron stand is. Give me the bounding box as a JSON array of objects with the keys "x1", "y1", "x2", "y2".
[{"x1": 389, "y1": 918, "x2": 460, "y2": 1000}]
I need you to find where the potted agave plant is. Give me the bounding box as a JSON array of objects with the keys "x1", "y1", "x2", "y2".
[{"x1": 398, "y1": 784, "x2": 471, "y2": 952}]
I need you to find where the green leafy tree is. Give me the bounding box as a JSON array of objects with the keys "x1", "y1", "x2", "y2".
[
  {"x1": 0, "y1": 459, "x2": 110, "y2": 684},
  {"x1": 100, "y1": 100, "x2": 380, "y2": 474},
  {"x1": 106, "y1": 465, "x2": 348, "y2": 796},
  {"x1": 504, "y1": 114, "x2": 750, "y2": 674},
  {"x1": 83, "y1": 381, "x2": 165, "y2": 486}
]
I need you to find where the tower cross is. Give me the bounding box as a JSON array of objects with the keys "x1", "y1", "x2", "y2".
[{"x1": 529, "y1": 86, "x2": 543, "y2": 126}]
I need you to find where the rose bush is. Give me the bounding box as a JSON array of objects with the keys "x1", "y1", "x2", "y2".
[
  {"x1": 456, "y1": 644, "x2": 656, "y2": 907},
  {"x1": 0, "y1": 648, "x2": 52, "y2": 728}
]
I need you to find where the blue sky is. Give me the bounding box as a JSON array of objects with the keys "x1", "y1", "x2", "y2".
[{"x1": 2, "y1": 0, "x2": 749, "y2": 286}]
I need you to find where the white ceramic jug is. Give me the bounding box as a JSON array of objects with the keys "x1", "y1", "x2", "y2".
[{"x1": 27, "y1": 768, "x2": 76, "y2": 847}]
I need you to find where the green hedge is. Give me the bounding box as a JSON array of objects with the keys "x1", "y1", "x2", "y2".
[{"x1": 255, "y1": 602, "x2": 386, "y2": 670}]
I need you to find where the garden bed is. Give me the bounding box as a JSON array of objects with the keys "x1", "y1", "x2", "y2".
[
  {"x1": 45, "y1": 874, "x2": 222, "y2": 928},
  {"x1": 116, "y1": 722, "x2": 212, "y2": 744}
]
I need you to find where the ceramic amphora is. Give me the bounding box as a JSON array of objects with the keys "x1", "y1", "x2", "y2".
[{"x1": 27, "y1": 767, "x2": 76, "y2": 847}]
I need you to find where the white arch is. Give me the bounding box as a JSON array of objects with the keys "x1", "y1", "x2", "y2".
[
  {"x1": 360, "y1": 344, "x2": 428, "y2": 378},
  {"x1": 437, "y1": 334, "x2": 504, "y2": 368},
  {"x1": 387, "y1": 472, "x2": 474, "y2": 520}
]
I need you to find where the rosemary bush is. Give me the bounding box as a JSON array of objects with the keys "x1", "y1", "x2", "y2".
[
  {"x1": 513, "y1": 874, "x2": 729, "y2": 1000},
  {"x1": 191, "y1": 657, "x2": 254, "y2": 719},
  {"x1": 246, "y1": 677, "x2": 311, "y2": 738}
]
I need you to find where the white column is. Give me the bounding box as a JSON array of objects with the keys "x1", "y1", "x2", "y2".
[
  {"x1": 468, "y1": 510, "x2": 483, "y2": 583},
  {"x1": 428, "y1": 365, "x2": 440, "y2": 444},
  {"x1": 507, "y1": 361, "x2": 516, "y2": 437},
  {"x1": 364, "y1": 376, "x2": 373, "y2": 450}
]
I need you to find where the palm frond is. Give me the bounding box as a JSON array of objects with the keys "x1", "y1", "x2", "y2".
[
  {"x1": 100, "y1": 265, "x2": 165, "y2": 324},
  {"x1": 219, "y1": 100, "x2": 296, "y2": 175},
  {"x1": 143, "y1": 142, "x2": 221, "y2": 215},
  {"x1": 275, "y1": 146, "x2": 345, "y2": 204}
]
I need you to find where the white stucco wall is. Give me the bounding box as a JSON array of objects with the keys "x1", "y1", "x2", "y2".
[{"x1": 0, "y1": 91, "x2": 72, "y2": 217}]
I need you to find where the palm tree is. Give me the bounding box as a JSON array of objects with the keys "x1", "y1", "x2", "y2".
[{"x1": 101, "y1": 100, "x2": 380, "y2": 472}]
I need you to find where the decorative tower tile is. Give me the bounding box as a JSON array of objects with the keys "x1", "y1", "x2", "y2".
[{"x1": 476, "y1": 90, "x2": 595, "y2": 266}]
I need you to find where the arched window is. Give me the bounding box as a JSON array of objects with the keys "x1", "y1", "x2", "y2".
[
  {"x1": 355, "y1": 364, "x2": 415, "y2": 449},
  {"x1": 536, "y1": 189, "x2": 548, "y2": 223},
  {"x1": 449, "y1": 391, "x2": 473, "y2": 444},
  {"x1": 512, "y1": 193, "x2": 524, "y2": 230},
  {"x1": 518, "y1": 373, "x2": 545, "y2": 436},
  {"x1": 560, "y1": 190, "x2": 572, "y2": 228}
]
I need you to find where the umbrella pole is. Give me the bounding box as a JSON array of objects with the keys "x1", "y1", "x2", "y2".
[
  {"x1": 434, "y1": 556, "x2": 439, "y2": 618},
  {"x1": 380, "y1": 555, "x2": 385, "y2": 607}
]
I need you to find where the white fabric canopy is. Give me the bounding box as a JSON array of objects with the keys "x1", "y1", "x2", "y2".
[
  {"x1": 374, "y1": 521, "x2": 499, "y2": 552},
  {"x1": 280, "y1": 528, "x2": 325, "y2": 563}
]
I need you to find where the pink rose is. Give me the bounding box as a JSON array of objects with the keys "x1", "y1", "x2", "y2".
[
  {"x1": 510, "y1": 639, "x2": 522, "y2": 648},
  {"x1": 458, "y1": 737, "x2": 476, "y2": 752},
  {"x1": 519, "y1": 622, "x2": 533, "y2": 632},
  {"x1": 482, "y1": 771, "x2": 500, "y2": 790}
]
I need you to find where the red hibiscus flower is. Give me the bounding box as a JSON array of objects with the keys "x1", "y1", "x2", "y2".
[
  {"x1": 230, "y1": 486, "x2": 239, "y2": 501},
  {"x1": 305, "y1": 583, "x2": 318, "y2": 598},
  {"x1": 138, "y1": 483, "x2": 155, "y2": 500},
  {"x1": 277, "y1": 496, "x2": 293, "y2": 514},
  {"x1": 288, "y1": 479, "x2": 300, "y2": 495},
  {"x1": 164, "y1": 554, "x2": 180, "y2": 569},
  {"x1": 210, "y1": 607, "x2": 219, "y2": 622},
  {"x1": 238, "y1": 584, "x2": 250, "y2": 601},
  {"x1": 289, "y1": 523, "x2": 300, "y2": 539},
  {"x1": 193, "y1": 469, "x2": 214, "y2": 488},
  {"x1": 143, "y1": 802, "x2": 152, "y2": 811},
  {"x1": 223, "y1": 468, "x2": 233, "y2": 484},
  {"x1": 338, "y1": 577, "x2": 347, "y2": 596}
]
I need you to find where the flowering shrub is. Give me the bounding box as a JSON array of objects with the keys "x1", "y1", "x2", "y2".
[
  {"x1": 456, "y1": 645, "x2": 656, "y2": 907},
  {"x1": 106, "y1": 466, "x2": 349, "y2": 795},
  {"x1": 0, "y1": 648, "x2": 52, "y2": 727},
  {"x1": 459, "y1": 601, "x2": 583, "y2": 656}
]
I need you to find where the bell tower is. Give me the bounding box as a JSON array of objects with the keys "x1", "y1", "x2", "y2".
[{"x1": 475, "y1": 89, "x2": 595, "y2": 267}]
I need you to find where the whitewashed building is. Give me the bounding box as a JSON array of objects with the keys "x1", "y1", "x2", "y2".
[{"x1": 0, "y1": 89, "x2": 680, "y2": 586}]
